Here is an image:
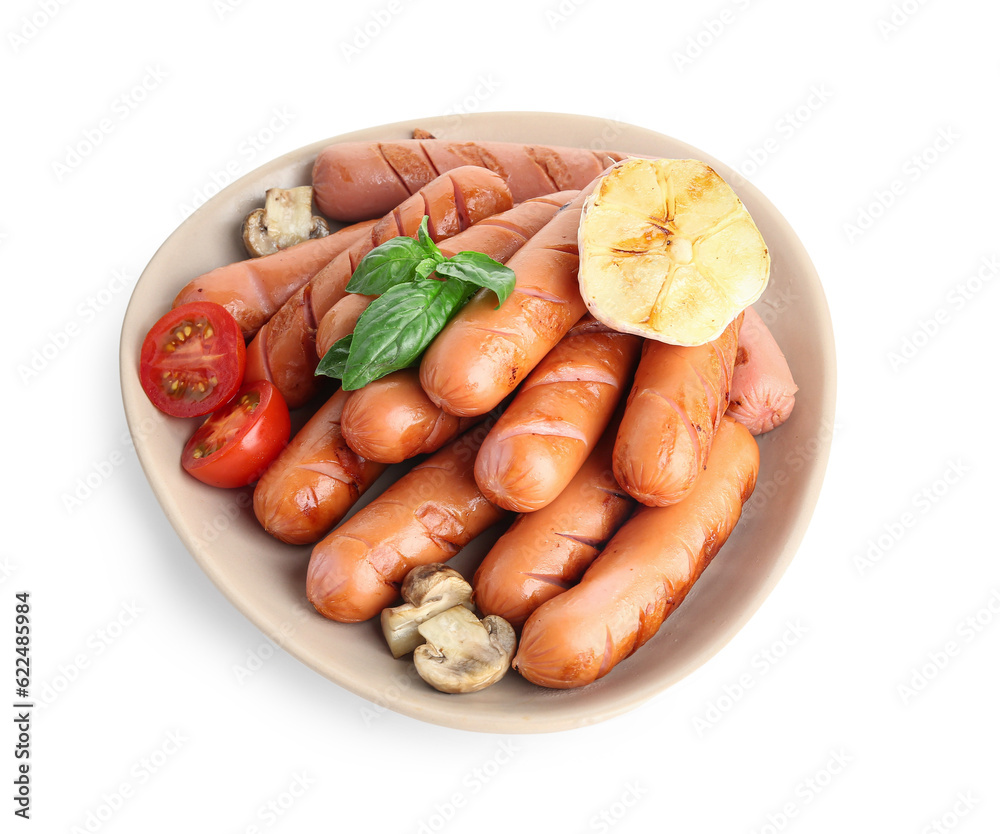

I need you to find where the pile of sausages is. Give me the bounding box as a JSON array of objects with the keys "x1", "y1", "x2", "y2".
[{"x1": 171, "y1": 137, "x2": 798, "y2": 690}]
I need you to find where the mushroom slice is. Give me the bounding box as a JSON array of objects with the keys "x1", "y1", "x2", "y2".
[
  {"x1": 380, "y1": 565, "x2": 474, "y2": 658},
  {"x1": 413, "y1": 606, "x2": 516, "y2": 694},
  {"x1": 242, "y1": 186, "x2": 330, "y2": 257}
]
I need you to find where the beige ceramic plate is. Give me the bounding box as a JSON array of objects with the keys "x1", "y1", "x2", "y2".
[{"x1": 119, "y1": 112, "x2": 835, "y2": 733}]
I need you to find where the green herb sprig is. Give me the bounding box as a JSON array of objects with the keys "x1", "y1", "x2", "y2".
[{"x1": 315, "y1": 217, "x2": 515, "y2": 391}]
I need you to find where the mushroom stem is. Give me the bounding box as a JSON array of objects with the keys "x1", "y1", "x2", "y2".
[
  {"x1": 242, "y1": 186, "x2": 329, "y2": 257},
  {"x1": 380, "y1": 565, "x2": 474, "y2": 658}
]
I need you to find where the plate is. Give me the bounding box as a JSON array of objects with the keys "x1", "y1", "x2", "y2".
[{"x1": 119, "y1": 112, "x2": 835, "y2": 733}]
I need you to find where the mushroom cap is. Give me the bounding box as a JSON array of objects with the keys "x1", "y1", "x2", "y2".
[
  {"x1": 413, "y1": 607, "x2": 516, "y2": 694},
  {"x1": 242, "y1": 208, "x2": 277, "y2": 257},
  {"x1": 401, "y1": 564, "x2": 471, "y2": 606}
]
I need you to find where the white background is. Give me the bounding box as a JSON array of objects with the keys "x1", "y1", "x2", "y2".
[{"x1": 4, "y1": 0, "x2": 998, "y2": 831}]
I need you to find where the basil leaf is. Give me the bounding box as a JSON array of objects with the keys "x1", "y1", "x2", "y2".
[
  {"x1": 414, "y1": 256, "x2": 442, "y2": 280},
  {"x1": 341, "y1": 278, "x2": 468, "y2": 391},
  {"x1": 346, "y1": 236, "x2": 429, "y2": 295},
  {"x1": 415, "y1": 215, "x2": 444, "y2": 259},
  {"x1": 433, "y1": 251, "x2": 516, "y2": 308},
  {"x1": 315, "y1": 334, "x2": 353, "y2": 379},
  {"x1": 345, "y1": 216, "x2": 446, "y2": 295}
]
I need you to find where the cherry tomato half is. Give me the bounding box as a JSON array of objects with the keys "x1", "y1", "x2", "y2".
[
  {"x1": 181, "y1": 380, "x2": 291, "y2": 488},
  {"x1": 139, "y1": 302, "x2": 246, "y2": 418}
]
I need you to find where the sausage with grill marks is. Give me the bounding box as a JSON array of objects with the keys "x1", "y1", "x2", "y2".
[
  {"x1": 312, "y1": 138, "x2": 630, "y2": 222},
  {"x1": 171, "y1": 219, "x2": 377, "y2": 338},
  {"x1": 513, "y1": 416, "x2": 759, "y2": 689},
  {"x1": 473, "y1": 317, "x2": 640, "y2": 512},
  {"x1": 252, "y1": 388, "x2": 387, "y2": 545},
  {"x1": 472, "y1": 410, "x2": 635, "y2": 630},
  {"x1": 613, "y1": 314, "x2": 743, "y2": 507},
  {"x1": 305, "y1": 423, "x2": 508, "y2": 623}
]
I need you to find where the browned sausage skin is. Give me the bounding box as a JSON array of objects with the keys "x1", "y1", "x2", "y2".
[
  {"x1": 252, "y1": 388, "x2": 387, "y2": 545},
  {"x1": 613, "y1": 313, "x2": 743, "y2": 507},
  {"x1": 312, "y1": 139, "x2": 630, "y2": 222},
  {"x1": 339, "y1": 369, "x2": 478, "y2": 464},
  {"x1": 171, "y1": 219, "x2": 377, "y2": 339},
  {"x1": 315, "y1": 293, "x2": 372, "y2": 362},
  {"x1": 305, "y1": 422, "x2": 508, "y2": 623},
  {"x1": 474, "y1": 317, "x2": 641, "y2": 512},
  {"x1": 513, "y1": 416, "x2": 759, "y2": 689},
  {"x1": 472, "y1": 410, "x2": 635, "y2": 630}
]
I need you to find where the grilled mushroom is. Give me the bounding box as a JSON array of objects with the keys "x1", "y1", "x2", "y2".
[
  {"x1": 413, "y1": 606, "x2": 516, "y2": 694},
  {"x1": 242, "y1": 186, "x2": 329, "y2": 257},
  {"x1": 380, "y1": 565, "x2": 474, "y2": 658}
]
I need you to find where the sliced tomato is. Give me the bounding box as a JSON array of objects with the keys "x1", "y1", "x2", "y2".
[
  {"x1": 139, "y1": 302, "x2": 246, "y2": 418},
  {"x1": 181, "y1": 380, "x2": 291, "y2": 488}
]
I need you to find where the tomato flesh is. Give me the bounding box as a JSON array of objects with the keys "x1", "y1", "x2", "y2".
[
  {"x1": 181, "y1": 380, "x2": 290, "y2": 488},
  {"x1": 187, "y1": 388, "x2": 262, "y2": 459},
  {"x1": 139, "y1": 302, "x2": 246, "y2": 418}
]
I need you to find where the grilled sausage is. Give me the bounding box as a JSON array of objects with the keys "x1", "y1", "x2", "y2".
[
  {"x1": 474, "y1": 318, "x2": 640, "y2": 511},
  {"x1": 513, "y1": 416, "x2": 759, "y2": 688},
  {"x1": 726, "y1": 306, "x2": 798, "y2": 435},
  {"x1": 252, "y1": 388, "x2": 387, "y2": 545},
  {"x1": 613, "y1": 314, "x2": 743, "y2": 507},
  {"x1": 472, "y1": 411, "x2": 635, "y2": 629},
  {"x1": 312, "y1": 138, "x2": 629, "y2": 221},
  {"x1": 305, "y1": 423, "x2": 508, "y2": 623}
]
